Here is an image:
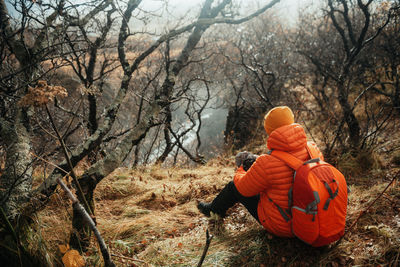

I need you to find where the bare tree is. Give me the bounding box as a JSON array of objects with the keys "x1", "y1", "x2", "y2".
[
  {"x1": 0, "y1": 0, "x2": 115, "y2": 264},
  {"x1": 156, "y1": 39, "x2": 214, "y2": 165},
  {"x1": 214, "y1": 13, "x2": 293, "y2": 149},
  {"x1": 1, "y1": 0, "x2": 281, "y2": 263},
  {"x1": 367, "y1": 2, "x2": 400, "y2": 118},
  {"x1": 293, "y1": 0, "x2": 398, "y2": 155}
]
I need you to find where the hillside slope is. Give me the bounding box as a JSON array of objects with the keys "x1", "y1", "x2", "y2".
[{"x1": 38, "y1": 155, "x2": 400, "y2": 266}]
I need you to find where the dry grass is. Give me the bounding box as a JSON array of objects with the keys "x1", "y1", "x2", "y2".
[
  {"x1": 336, "y1": 150, "x2": 385, "y2": 183},
  {"x1": 36, "y1": 152, "x2": 400, "y2": 266},
  {"x1": 34, "y1": 187, "x2": 74, "y2": 266},
  {"x1": 335, "y1": 180, "x2": 400, "y2": 266}
]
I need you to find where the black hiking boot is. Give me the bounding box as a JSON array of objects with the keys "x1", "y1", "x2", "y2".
[
  {"x1": 197, "y1": 201, "x2": 212, "y2": 217},
  {"x1": 197, "y1": 181, "x2": 239, "y2": 218}
]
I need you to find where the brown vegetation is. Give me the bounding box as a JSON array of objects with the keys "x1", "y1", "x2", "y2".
[
  {"x1": 1, "y1": 0, "x2": 400, "y2": 266},
  {"x1": 35, "y1": 151, "x2": 400, "y2": 266}
]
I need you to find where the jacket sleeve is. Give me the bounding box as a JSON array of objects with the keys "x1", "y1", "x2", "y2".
[{"x1": 233, "y1": 155, "x2": 270, "y2": 197}]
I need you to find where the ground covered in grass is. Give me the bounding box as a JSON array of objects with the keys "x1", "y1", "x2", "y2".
[{"x1": 38, "y1": 154, "x2": 400, "y2": 266}]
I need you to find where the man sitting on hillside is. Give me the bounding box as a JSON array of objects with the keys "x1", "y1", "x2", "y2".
[{"x1": 197, "y1": 106, "x2": 323, "y2": 238}]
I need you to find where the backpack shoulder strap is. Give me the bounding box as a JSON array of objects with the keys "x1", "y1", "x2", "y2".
[
  {"x1": 306, "y1": 142, "x2": 321, "y2": 159},
  {"x1": 270, "y1": 150, "x2": 303, "y2": 170}
]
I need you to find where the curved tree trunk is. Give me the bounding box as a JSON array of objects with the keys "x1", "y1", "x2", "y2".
[
  {"x1": 156, "y1": 104, "x2": 173, "y2": 164},
  {"x1": 337, "y1": 81, "x2": 361, "y2": 149}
]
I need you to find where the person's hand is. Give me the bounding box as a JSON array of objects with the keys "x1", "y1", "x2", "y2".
[
  {"x1": 243, "y1": 154, "x2": 258, "y2": 171},
  {"x1": 235, "y1": 151, "x2": 250, "y2": 167}
]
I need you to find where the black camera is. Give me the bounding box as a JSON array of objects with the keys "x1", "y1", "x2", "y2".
[{"x1": 243, "y1": 154, "x2": 258, "y2": 171}]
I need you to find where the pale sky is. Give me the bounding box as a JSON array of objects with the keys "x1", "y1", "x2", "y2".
[
  {"x1": 6, "y1": 0, "x2": 316, "y2": 32},
  {"x1": 140, "y1": 0, "x2": 306, "y2": 20},
  {"x1": 134, "y1": 0, "x2": 315, "y2": 32}
]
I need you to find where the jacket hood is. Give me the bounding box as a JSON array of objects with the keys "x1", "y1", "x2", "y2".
[{"x1": 267, "y1": 123, "x2": 307, "y2": 151}]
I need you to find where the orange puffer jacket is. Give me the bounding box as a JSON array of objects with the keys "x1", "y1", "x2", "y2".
[{"x1": 234, "y1": 123, "x2": 323, "y2": 237}]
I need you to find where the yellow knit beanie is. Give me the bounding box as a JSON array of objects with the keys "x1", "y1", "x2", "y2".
[{"x1": 264, "y1": 106, "x2": 294, "y2": 135}]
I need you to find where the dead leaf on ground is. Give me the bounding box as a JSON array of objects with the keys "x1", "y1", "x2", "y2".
[
  {"x1": 58, "y1": 244, "x2": 70, "y2": 254},
  {"x1": 62, "y1": 249, "x2": 85, "y2": 267}
]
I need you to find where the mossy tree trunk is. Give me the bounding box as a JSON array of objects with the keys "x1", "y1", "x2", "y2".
[{"x1": 0, "y1": 104, "x2": 44, "y2": 265}]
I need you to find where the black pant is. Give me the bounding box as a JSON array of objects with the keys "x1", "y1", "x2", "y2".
[{"x1": 212, "y1": 181, "x2": 260, "y2": 222}]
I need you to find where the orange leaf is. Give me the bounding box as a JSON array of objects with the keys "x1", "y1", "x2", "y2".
[
  {"x1": 59, "y1": 244, "x2": 70, "y2": 254},
  {"x1": 177, "y1": 242, "x2": 183, "y2": 248},
  {"x1": 62, "y1": 249, "x2": 85, "y2": 267}
]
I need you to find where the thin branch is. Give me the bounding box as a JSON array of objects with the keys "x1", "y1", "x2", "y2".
[
  {"x1": 202, "y1": 0, "x2": 280, "y2": 25},
  {"x1": 351, "y1": 82, "x2": 377, "y2": 111},
  {"x1": 57, "y1": 178, "x2": 115, "y2": 267},
  {"x1": 45, "y1": 105, "x2": 93, "y2": 216},
  {"x1": 197, "y1": 229, "x2": 213, "y2": 267},
  {"x1": 343, "y1": 170, "x2": 399, "y2": 239},
  {"x1": 327, "y1": 0, "x2": 350, "y2": 58},
  {"x1": 30, "y1": 152, "x2": 69, "y2": 175},
  {"x1": 363, "y1": 5, "x2": 398, "y2": 47}
]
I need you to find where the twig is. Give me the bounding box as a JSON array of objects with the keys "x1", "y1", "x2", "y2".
[
  {"x1": 340, "y1": 170, "x2": 399, "y2": 242},
  {"x1": 45, "y1": 104, "x2": 93, "y2": 215},
  {"x1": 30, "y1": 152, "x2": 69, "y2": 175},
  {"x1": 197, "y1": 229, "x2": 213, "y2": 267},
  {"x1": 393, "y1": 248, "x2": 400, "y2": 267},
  {"x1": 32, "y1": 154, "x2": 113, "y2": 265},
  {"x1": 0, "y1": 207, "x2": 19, "y2": 246},
  {"x1": 382, "y1": 193, "x2": 396, "y2": 205},
  {"x1": 111, "y1": 253, "x2": 147, "y2": 264},
  {"x1": 0, "y1": 206, "x2": 22, "y2": 265},
  {"x1": 57, "y1": 178, "x2": 115, "y2": 267}
]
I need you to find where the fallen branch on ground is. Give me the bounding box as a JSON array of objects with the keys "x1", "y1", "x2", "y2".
[
  {"x1": 340, "y1": 170, "x2": 399, "y2": 243},
  {"x1": 57, "y1": 177, "x2": 116, "y2": 267},
  {"x1": 197, "y1": 229, "x2": 214, "y2": 267},
  {"x1": 46, "y1": 104, "x2": 93, "y2": 215}
]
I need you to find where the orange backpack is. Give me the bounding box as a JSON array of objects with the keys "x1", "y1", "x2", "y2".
[{"x1": 270, "y1": 144, "x2": 348, "y2": 247}]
